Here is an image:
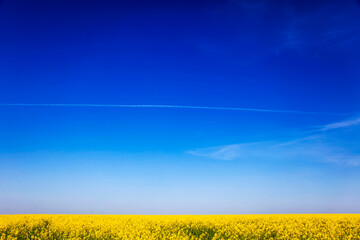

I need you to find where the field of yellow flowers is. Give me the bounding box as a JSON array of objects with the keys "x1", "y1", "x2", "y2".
[{"x1": 0, "y1": 214, "x2": 359, "y2": 239}]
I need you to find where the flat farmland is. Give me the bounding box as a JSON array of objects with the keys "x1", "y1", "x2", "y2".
[{"x1": 0, "y1": 214, "x2": 359, "y2": 239}]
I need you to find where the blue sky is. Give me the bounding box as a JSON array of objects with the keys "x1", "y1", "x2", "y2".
[{"x1": 0, "y1": 0, "x2": 360, "y2": 214}]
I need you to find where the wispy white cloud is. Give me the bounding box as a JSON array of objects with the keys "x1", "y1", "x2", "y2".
[
  {"x1": 187, "y1": 116, "x2": 360, "y2": 167},
  {"x1": 322, "y1": 117, "x2": 360, "y2": 131},
  {"x1": 187, "y1": 138, "x2": 360, "y2": 166},
  {"x1": 187, "y1": 141, "x2": 277, "y2": 161}
]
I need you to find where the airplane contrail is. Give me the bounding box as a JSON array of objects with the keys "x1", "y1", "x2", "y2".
[{"x1": 0, "y1": 103, "x2": 350, "y2": 115}]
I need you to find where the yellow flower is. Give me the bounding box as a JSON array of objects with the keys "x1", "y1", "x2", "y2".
[{"x1": 0, "y1": 214, "x2": 359, "y2": 239}]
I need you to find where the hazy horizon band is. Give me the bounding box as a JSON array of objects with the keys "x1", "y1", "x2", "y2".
[{"x1": 0, "y1": 103, "x2": 351, "y2": 115}]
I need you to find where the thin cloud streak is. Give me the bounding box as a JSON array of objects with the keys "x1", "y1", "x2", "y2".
[
  {"x1": 322, "y1": 117, "x2": 360, "y2": 131},
  {"x1": 188, "y1": 115, "x2": 360, "y2": 167},
  {"x1": 0, "y1": 103, "x2": 348, "y2": 115},
  {"x1": 187, "y1": 138, "x2": 360, "y2": 167}
]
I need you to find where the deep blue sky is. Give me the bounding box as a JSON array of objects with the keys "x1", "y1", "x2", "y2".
[{"x1": 0, "y1": 0, "x2": 360, "y2": 214}]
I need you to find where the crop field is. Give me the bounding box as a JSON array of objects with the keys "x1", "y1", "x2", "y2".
[{"x1": 0, "y1": 214, "x2": 359, "y2": 239}]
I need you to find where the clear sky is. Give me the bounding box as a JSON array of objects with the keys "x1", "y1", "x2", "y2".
[{"x1": 0, "y1": 0, "x2": 360, "y2": 214}]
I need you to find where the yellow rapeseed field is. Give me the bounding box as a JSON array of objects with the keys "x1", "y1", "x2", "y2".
[{"x1": 0, "y1": 214, "x2": 359, "y2": 239}]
